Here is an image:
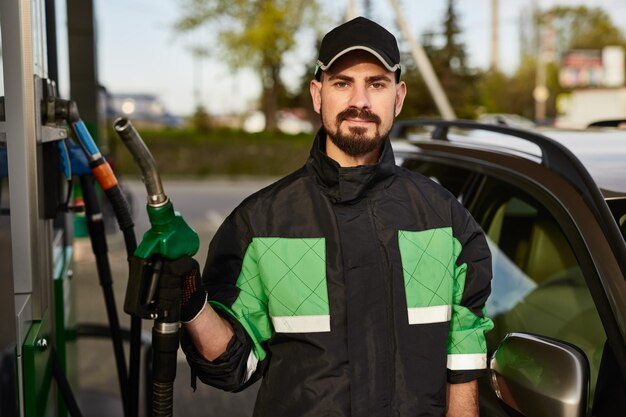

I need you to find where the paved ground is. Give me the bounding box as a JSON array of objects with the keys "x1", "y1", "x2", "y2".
[{"x1": 73, "y1": 179, "x2": 272, "y2": 417}]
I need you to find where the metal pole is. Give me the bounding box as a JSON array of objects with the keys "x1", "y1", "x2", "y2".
[
  {"x1": 490, "y1": 0, "x2": 499, "y2": 72},
  {"x1": 534, "y1": 14, "x2": 552, "y2": 123},
  {"x1": 67, "y1": 0, "x2": 101, "y2": 142},
  {"x1": 388, "y1": 0, "x2": 456, "y2": 120},
  {"x1": 346, "y1": 0, "x2": 358, "y2": 21}
]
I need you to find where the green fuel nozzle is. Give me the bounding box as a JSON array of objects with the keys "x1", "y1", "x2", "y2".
[{"x1": 114, "y1": 117, "x2": 199, "y2": 320}]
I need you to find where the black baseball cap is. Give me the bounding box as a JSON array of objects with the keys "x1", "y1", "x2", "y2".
[{"x1": 315, "y1": 16, "x2": 401, "y2": 81}]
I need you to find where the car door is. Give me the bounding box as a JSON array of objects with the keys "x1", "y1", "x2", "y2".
[
  {"x1": 402, "y1": 155, "x2": 626, "y2": 416},
  {"x1": 468, "y1": 176, "x2": 605, "y2": 416}
]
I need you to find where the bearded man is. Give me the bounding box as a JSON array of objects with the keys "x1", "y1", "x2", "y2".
[{"x1": 175, "y1": 16, "x2": 493, "y2": 417}]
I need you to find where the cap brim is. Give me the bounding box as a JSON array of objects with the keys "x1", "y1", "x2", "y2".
[{"x1": 317, "y1": 45, "x2": 401, "y2": 74}]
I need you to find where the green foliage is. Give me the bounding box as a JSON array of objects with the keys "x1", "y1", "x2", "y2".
[
  {"x1": 174, "y1": 0, "x2": 321, "y2": 131},
  {"x1": 192, "y1": 105, "x2": 212, "y2": 132},
  {"x1": 507, "y1": 56, "x2": 539, "y2": 120},
  {"x1": 477, "y1": 71, "x2": 509, "y2": 114},
  {"x1": 478, "y1": 58, "x2": 532, "y2": 119},
  {"x1": 399, "y1": 71, "x2": 441, "y2": 119},
  {"x1": 109, "y1": 127, "x2": 312, "y2": 177},
  {"x1": 400, "y1": 0, "x2": 481, "y2": 119},
  {"x1": 441, "y1": 0, "x2": 467, "y2": 71},
  {"x1": 172, "y1": 2, "x2": 626, "y2": 127},
  {"x1": 543, "y1": 6, "x2": 626, "y2": 51}
]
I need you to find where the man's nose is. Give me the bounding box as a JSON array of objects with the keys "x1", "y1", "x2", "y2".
[{"x1": 348, "y1": 84, "x2": 371, "y2": 109}]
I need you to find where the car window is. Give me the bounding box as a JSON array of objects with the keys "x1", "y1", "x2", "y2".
[
  {"x1": 473, "y1": 177, "x2": 606, "y2": 407},
  {"x1": 402, "y1": 160, "x2": 474, "y2": 202}
]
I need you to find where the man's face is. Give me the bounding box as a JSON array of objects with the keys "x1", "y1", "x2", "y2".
[{"x1": 310, "y1": 50, "x2": 406, "y2": 158}]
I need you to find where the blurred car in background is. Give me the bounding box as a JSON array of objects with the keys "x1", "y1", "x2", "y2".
[
  {"x1": 106, "y1": 93, "x2": 183, "y2": 129},
  {"x1": 243, "y1": 109, "x2": 314, "y2": 135},
  {"x1": 392, "y1": 119, "x2": 626, "y2": 417}
]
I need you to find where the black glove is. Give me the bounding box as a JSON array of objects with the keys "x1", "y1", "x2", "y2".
[{"x1": 161, "y1": 256, "x2": 207, "y2": 323}]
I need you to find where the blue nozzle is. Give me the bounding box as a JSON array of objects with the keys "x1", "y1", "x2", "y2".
[{"x1": 72, "y1": 120, "x2": 101, "y2": 160}]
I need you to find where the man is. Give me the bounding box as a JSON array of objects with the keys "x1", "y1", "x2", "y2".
[{"x1": 176, "y1": 16, "x2": 493, "y2": 417}]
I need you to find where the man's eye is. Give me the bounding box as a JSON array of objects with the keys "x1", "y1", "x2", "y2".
[
  {"x1": 371, "y1": 82, "x2": 385, "y2": 89},
  {"x1": 334, "y1": 82, "x2": 348, "y2": 88}
]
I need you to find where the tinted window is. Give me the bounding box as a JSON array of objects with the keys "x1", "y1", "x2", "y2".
[
  {"x1": 402, "y1": 160, "x2": 473, "y2": 201},
  {"x1": 473, "y1": 177, "x2": 605, "y2": 405}
]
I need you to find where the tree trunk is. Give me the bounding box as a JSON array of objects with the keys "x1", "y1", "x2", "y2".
[{"x1": 261, "y1": 62, "x2": 280, "y2": 132}]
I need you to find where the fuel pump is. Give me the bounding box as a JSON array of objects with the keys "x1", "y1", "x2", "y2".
[
  {"x1": 1, "y1": 1, "x2": 150, "y2": 416},
  {"x1": 44, "y1": 97, "x2": 136, "y2": 417},
  {"x1": 114, "y1": 118, "x2": 199, "y2": 417}
]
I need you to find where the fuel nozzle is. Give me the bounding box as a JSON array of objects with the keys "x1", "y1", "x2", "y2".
[
  {"x1": 113, "y1": 118, "x2": 168, "y2": 208},
  {"x1": 113, "y1": 118, "x2": 199, "y2": 320}
]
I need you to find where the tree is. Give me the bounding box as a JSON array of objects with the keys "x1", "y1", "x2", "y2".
[
  {"x1": 400, "y1": 0, "x2": 480, "y2": 119},
  {"x1": 544, "y1": 6, "x2": 626, "y2": 52},
  {"x1": 440, "y1": 0, "x2": 467, "y2": 72},
  {"x1": 174, "y1": 0, "x2": 320, "y2": 132},
  {"x1": 520, "y1": 5, "x2": 626, "y2": 60},
  {"x1": 477, "y1": 70, "x2": 509, "y2": 114}
]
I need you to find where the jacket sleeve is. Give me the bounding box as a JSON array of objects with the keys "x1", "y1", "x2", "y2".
[
  {"x1": 447, "y1": 201, "x2": 494, "y2": 384},
  {"x1": 181, "y1": 208, "x2": 271, "y2": 391},
  {"x1": 181, "y1": 310, "x2": 263, "y2": 392}
]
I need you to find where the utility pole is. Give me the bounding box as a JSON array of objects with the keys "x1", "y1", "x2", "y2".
[
  {"x1": 346, "y1": 0, "x2": 358, "y2": 21},
  {"x1": 490, "y1": 0, "x2": 499, "y2": 71},
  {"x1": 534, "y1": 13, "x2": 553, "y2": 123},
  {"x1": 389, "y1": 0, "x2": 456, "y2": 119},
  {"x1": 364, "y1": 0, "x2": 373, "y2": 19}
]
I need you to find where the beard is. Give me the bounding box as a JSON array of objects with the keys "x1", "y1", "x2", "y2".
[{"x1": 322, "y1": 106, "x2": 391, "y2": 158}]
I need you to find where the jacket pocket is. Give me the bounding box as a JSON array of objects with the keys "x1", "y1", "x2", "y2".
[
  {"x1": 398, "y1": 228, "x2": 460, "y2": 324},
  {"x1": 252, "y1": 237, "x2": 330, "y2": 333}
]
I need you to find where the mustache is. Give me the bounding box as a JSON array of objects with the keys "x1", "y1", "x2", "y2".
[{"x1": 336, "y1": 108, "x2": 381, "y2": 125}]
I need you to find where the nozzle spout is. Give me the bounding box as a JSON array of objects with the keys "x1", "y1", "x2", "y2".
[{"x1": 113, "y1": 117, "x2": 168, "y2": 207}]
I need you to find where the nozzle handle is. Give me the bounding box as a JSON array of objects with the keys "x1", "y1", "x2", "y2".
[{"x1": 113, "y1": 117, "x2": 167, "y2": 207}]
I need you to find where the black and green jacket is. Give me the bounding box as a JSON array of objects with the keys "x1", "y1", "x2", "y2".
[{"x1": 182, "y1": 129, "x2": 493, "y2": 417}]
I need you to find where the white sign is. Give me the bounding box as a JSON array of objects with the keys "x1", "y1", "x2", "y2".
[{"x1": 603, "y1": 46, "x2": 625, "y2": 87}]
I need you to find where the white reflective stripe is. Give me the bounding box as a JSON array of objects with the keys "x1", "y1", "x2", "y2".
[
  {"x1": 447, "y1": 354, "x2": 487, "y2": 370},
  {"x1": 407, "y1": 305, "x2": 451, "y2": 324},
  {"x1": 242, "y1": 350, "x2": 259, "y2": 383},
  {"x1": 271, "y1": 315, "x2": 331, "y2": 333}
]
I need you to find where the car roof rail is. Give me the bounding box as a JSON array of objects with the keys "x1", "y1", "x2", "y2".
[
  {"x1": 392, "y1": 118, "x2": 626, "y2": 281},
  {"x1": 587, "y1": 119, "x2": 626, "y2": 128},
  {"x1": 390, "y1": 118, "x2": 607, "y2": 216}
]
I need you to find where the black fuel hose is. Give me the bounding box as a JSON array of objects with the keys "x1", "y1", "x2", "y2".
[
  {"x1": 51, "y1": 346, "x2": 83, "y2": 417},
  {"x1": 49, "y1": 97, "x2": 143, "y2": 417},
  {"x1": 63, "y1": 99, "x2": 141, "y2": 417},
  {"x1": 79, "y1": 175, "x2": 130, "y2": 415},
  {"x1": 97, "y1": 171, "x2": 142, "y2": 417}
]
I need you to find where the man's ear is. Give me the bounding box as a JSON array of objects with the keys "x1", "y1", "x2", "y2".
[
  {"x1": 394, "y1": 81, "x2": 407, "y2": 117},
  {"x1": 310, "y1": 79, "x2": 322, "y2": 114}
]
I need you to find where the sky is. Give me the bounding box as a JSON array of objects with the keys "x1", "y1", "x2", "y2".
[{"x1": 57, "y1": 0, "x2": 626, "y2": 117}]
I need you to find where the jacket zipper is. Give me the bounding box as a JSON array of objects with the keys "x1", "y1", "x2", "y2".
[{"x1": 368, "y1": 200, "x2": 396, "y2": 416}]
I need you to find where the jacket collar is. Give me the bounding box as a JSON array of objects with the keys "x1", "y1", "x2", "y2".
[{"x1": 306, "y1": 128, "x2": 397, "y2": 203}]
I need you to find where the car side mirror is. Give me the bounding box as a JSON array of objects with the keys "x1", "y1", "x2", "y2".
[{"x1": 489, "y1": 332, "x2": 590, "y2": 417}]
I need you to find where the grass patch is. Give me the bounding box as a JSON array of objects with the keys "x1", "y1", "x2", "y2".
[{"x1": 107, "y1": 128, "x2": 314, "y2": 177}]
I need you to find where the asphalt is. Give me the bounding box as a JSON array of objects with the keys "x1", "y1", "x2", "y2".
[{"x1": 72, "y1": 180, "x2": 265, "y2": 417}]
